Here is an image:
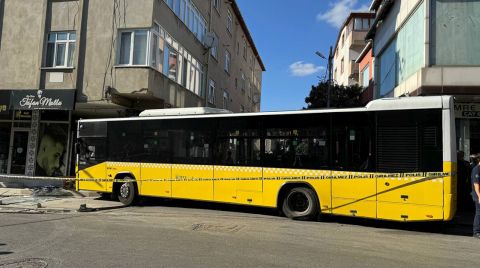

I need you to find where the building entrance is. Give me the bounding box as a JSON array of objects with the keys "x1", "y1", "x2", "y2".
[{"x1": 8, "y1": 129, "x2": 29, "y2": 175}]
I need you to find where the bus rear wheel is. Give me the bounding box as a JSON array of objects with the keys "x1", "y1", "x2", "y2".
[
  {"x1": 117, "y1": 179, "x2": 139, "y2": 206},
  {"x1": 282, "y1": 187, "x2": 319, "y2": 220}
]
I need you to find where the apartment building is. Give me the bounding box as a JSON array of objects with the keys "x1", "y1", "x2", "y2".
[
  {"x1": 0, "y1": 0, "x2": 265, "y2": 185},
  {"x1": 356, "y1": 41, "x2": 374, "y2": 105},
  {"x1": 368, "y1": 0, "x2": 480, "y2": 157},
  {"x1": 332, "y1": 12, "x2": 375, "y2": 86}
]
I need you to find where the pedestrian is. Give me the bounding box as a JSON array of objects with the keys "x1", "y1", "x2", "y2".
[
  {"x1": 457, "y1": 151, "x2": 472, "y2": 211},
  {"x1": 471, "y1": 153, "x2": 480, "y2": 238}
]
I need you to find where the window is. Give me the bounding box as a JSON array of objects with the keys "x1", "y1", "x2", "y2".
[
  {"x1": 353, "y1": 17, "x2": 371, "y2": 30},
  {"x1": 213, "y1": 0, "x2": 220, "y2": 11},
  {"x1": 241, "y1": 72, "x2": 246, "y2": 91},
  {"x1": 264, "y1": 114, "x2": 329, "y2": 169},
  {"x1": 210, "y1": 32, "x2": 218, "y2": 59},
  {"x1": 226, "y1": 9, "x2": 233, "y2": 33},
  {"x1": 341, "y1": 33, "x2": 344, "y2": 47},
  {"x1": 167, "y1": 48, "x2": 178, "y2": 80},
  {"x1": 224, "y1": 50, "x2": 231, "y2": 73},
  {"x1": 243, "y1": 39, "x2": 247, "y2": 59},
  {"x1": 167, "y1": 119, "x2": 215, "y2": 165},
  {"x1": 354, "y1": 18, "x2": 362, "y2": 30},
  {"x1": 341, "y1": 58, "x2": 344, "y2": 74},
  {"x1": 216, "y1": 117, "x2": 261, "y2": 166},
  {"x1": 332, "y1": 113, "x2": 372, "y2": 171},
  {"x1": 118, "y1": 30, "x2": 148, "y2": 65},
  {"x1": 164, "y1": 0, "x2": 206, "y2": 44},
  {"x1": 46, "y1": 32, "x2": 76, "y2": 68},
  {"x1": 208, "y1": 79, "x2": 216, "y2": 104},
  {"x1": 361, "y1": 65, "x2": 370, "y2": 88},
  {"x1": 148, "y1": 24, "x2": 205, "y2": 95},
  {"x1": 223, "y1": 91, "x2": 229, "y2": 109}
]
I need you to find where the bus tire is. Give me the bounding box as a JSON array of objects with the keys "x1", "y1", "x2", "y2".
[
  {"x1": 117, "y1": 179, "x2": 138, "y2": 206},
  {"x1": 282, "y1": 187, "x2": 319, "y2": 220}
]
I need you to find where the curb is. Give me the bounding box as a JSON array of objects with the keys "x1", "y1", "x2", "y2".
[{"x1": 0, "y1": 207, "x2": 73, "y2": 214}]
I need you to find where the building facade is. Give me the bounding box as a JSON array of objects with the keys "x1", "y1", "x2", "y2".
[
  {"x1": 0, "y1": 0, "x2": 264, "y2": 186},
  {"x1": 332, "y1": 12, "x2": 375, "y2": 86},
  {"x1": 356, "y1": 41, "x2": 374, "y2": 105},
  {"x1": 368, "y1": 0, "x2": 480, "y2": 157}
]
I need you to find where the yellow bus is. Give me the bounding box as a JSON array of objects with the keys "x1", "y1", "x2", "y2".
[{"x1": 76, "y1": 96, "x2": 456, "y2": 222}]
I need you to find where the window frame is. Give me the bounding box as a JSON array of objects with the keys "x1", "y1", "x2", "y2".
[
  {"x1": 210, "y1": 32, "x2": 218, "y2": 59},
  {"x1": 117, "y1": 29, "x2": 151, "y2": 66},
  {"x1": 208, "y1": 79, "x2": 216, "y2": 104},
  {"x1": 45, "y1": 31, "x2": 76, "y2": 68},
  {"x1": 226, "y1": 9, "x2": 233, "y2": 34},
  {"x1": 224, "y1": 50, "x2": 231, "y2": 73},
  {"x1": 213, "y1": 0, "x2": 220, "y2": 12},
  {"x1": 223, "y1": 91, "x2": 229, "y2": 110}
]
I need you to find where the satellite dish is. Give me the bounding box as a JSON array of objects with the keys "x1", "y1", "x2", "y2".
[{"x1": 204, "y1": 32, "x2": 218, "y2": 49}]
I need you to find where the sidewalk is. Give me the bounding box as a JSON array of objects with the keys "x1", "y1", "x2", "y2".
[{"x1": 0, "y1": 187, "x2": 121, "y2": 213}]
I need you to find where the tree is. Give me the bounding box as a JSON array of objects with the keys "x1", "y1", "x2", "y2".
[{"x1": 305, "y1": 81, "x2": 364, "y2": 109}]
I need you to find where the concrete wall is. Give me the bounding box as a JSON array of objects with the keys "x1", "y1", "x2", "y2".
[
  {"x1": 79, "y1": 0, "x2": 154, "y2": 103},
  {"x1": 0, "y1": 0, "x2": 45, "y2": 89}
]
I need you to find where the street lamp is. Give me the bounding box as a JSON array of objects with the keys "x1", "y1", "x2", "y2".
[{"x1": 315, "y1": 46, "x2": 334, "y2": 108}]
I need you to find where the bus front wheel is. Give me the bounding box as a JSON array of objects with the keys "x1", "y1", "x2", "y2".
[
  {"x1": 117, "y1": 179, "x2": 139, "y2": 206},
  {"x1": 282, "y1": 187, "x2": 319, "y2": 220}
]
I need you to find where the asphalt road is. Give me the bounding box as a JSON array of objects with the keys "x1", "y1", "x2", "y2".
[{"x1": 0, "y1": 199, "x2": 479, "y2": 268}]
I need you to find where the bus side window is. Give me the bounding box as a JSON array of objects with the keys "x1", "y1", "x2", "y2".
[
  {"x1": 168, "y1": 118, "x2": 215, "y2": 165},
  {"x1": 216, "y1": 117, "x2": 262, "y2": 167},
  {"x1": 142, "y1": 121, "x2": 170, "y2": 163},
  {"x1": 108, "y1": 121, "x2": 142, "y2": 162},
  {"x1": 332, "y1": 113, "x2": 372, "y2": 172},
  {"x1": 263, "y1": 114, "x2": 329, "y2": 170}
]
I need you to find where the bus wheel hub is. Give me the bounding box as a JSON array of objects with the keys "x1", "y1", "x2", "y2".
[{"x1": 120, "y1": 183, "x2": 130, "y2": 198}]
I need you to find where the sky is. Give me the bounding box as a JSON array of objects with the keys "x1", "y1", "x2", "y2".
[{"x1": 236, "y1": 0, "x2": 372, "y2": 111}]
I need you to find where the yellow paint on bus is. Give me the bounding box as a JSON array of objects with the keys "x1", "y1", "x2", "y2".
[{"x1": 77, "y1": 161, "x2": 455, "y2": 222}]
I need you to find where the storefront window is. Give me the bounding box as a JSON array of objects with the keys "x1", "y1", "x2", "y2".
[{"x1": 36, "y1": 123, "x2": 69, "y2": 177}]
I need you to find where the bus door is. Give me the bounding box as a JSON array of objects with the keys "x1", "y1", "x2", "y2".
[
  {"x1": 77, "y1": 122, "x2": 108, "y2": 192},
  {"x1": 139, "y1": 122, "x2": 172, "y2": 198},
  {"x1": 214, "y1": 118, "x2": 263, "y2": 205},
  {"x1": 169, "y1": 119, "x2": 215, "y2": 201},
  {"x1": 331, "y1": 112, "x2": 376, "y2": 218},
  {"x1": 262, "y1": 114, "x2": 331, "y2": 210}
]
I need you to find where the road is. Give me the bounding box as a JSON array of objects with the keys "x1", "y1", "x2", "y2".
[{"x1": 0, "y1": 199, "x2": 478, "y2": 268}]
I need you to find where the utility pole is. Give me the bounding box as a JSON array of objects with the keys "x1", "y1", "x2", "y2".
[
  {"x1": 315, "y1": 46, "x2": 334, "y2": 108},
  {"x1": 327, "y1": 46, "x2": 333, "y2": 108}
]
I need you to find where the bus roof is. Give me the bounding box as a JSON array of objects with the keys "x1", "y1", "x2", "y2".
[
  {"x1": 139, "y1": 107, "x2": 232, "y2": 117},
  {"x1": 78, "y1": 96, "x2": 453, "y2": 123}
]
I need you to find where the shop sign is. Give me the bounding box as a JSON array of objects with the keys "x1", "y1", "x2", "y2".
[
  {"x1": 11, "y1": 90, "x2": 75, "y2": 110},
  {"x1": 0, "y1": 91, "x2": 10, "y2": 112},
  {"x1": 454, "y1": 103, "x2": 480, "y2": 118}
]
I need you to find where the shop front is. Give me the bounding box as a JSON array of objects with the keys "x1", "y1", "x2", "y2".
[
  {"x1": 455, "y1": 101, "x2": 480, "y2": 158},
  {"x1": 0, "y1": 89, "x2": 75, "y2": 187}
]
